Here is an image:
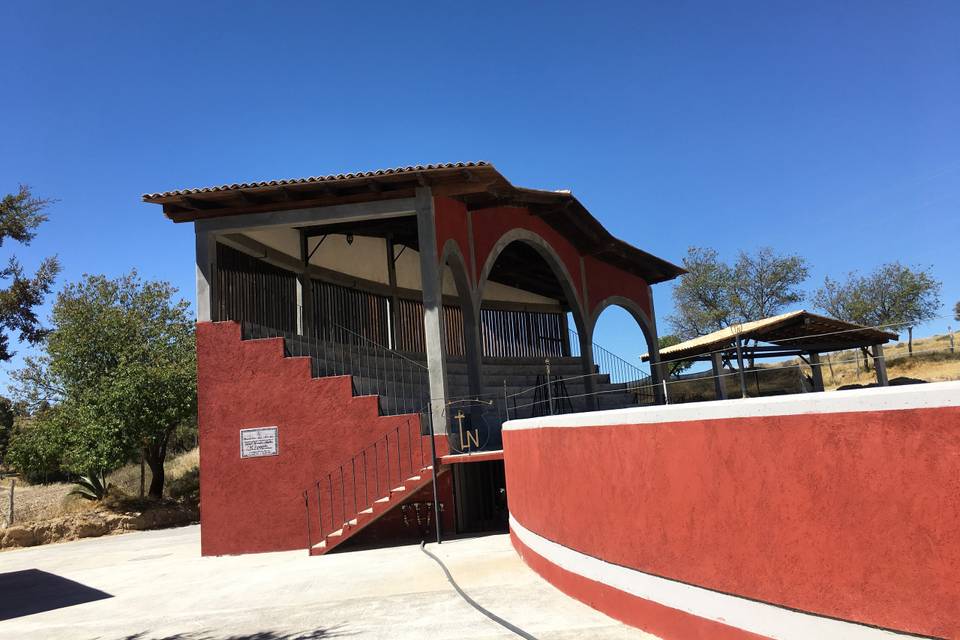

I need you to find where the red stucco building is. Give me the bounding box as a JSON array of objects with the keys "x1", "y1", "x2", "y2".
[{"x1": 144, "y1": 162, "x2": 683, "y2": 556}]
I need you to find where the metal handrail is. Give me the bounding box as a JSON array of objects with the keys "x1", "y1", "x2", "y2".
[
  {"x1": 305, "y1": 417, "x2": 427, "y2": 549},
  {"x1": 241, "y1": 320, "x2": 430, "y2": 417}
]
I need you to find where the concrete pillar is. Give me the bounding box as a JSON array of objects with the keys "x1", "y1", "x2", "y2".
[
  {"x1": 195, "y1": 225, "x2": 218, "y2": 323},
  {"x1": 873, "y1": 344, "x2": 889, "y2": 387},
  {"x1": 809, "y1": 352, "x2": 825, "y2": 392},
  {"x1": 711, "y1": 351, "x2": 728, "y2": 400},
  {"x1": 415, "y1": 187, "x2": 450, "y2": 435},
  {"x1": 577, "y1": 328, "x2": 599, "y2": 411}
]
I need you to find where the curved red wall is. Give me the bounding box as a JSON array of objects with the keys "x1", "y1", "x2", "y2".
[{"x1": 503, "y1": 384, "x2": 960, "y2": 639}]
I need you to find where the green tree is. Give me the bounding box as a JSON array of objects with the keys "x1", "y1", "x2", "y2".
[
  {"x1": 0, "y1": 185, "x2": 61, "y2": 360},
  {"x1": 657, "y1": 335, "x2": 694, "y2": 378},
  {"x1": 667, "y1": 247, "x2": 737, "y2": 339},
  {"x1": 954, "y1": 300, "x2": 959, "y2": 322},
  {"x1": 813, "y1": 262, "x2": 942, "y2": 355},
  {"x1": 11, "y1": 272, "x2": 196, "y2": 498},
  {"x1": 668, "y1": 247, "x2": 809, "y2": 340},
  {"x1": 0, "y1": 397, "x2": 13, "y2": 465},
  {"x1": 730, "y1": 247, "x2": 809, "y2": 322}
]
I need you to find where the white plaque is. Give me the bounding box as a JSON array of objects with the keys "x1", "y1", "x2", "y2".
[{"x1": 240, "y1": 427, "x2": 279, "y2": 458}]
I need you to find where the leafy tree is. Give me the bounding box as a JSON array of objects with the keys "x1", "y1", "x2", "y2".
[
  {"x1": 730, "y1": 247, "x2": 808, "y2": 322},
  {"x1": 0, "y1": 397, "x2": 13, "y2": 465},
  {"x1": 954, "y1": 300, "x2": 959, "y2": 322},
  {"x1": 658, "y1": 335, "x2": 694, "y2": 378},
  {"x1": 11, "y1": 272, "x2": 196, "y2": 498},
  {"x1": 813, "y1": 262, "x2": 942, "y2": 355},
  {"x1": 668, "y1": 247, "x2": 809, "y2": 341},
  {"x1": 667, "y1": 247, "x2": 737, "y2": 339},
  {"x1": 0, "y1": 185, "x2": 61, "y2": 360},
  {"x1": 4, "y1": 413, "x2": 66, "y2": 483},
  {"x1": 668, "y1": 246, "x2": 810, "y2": 367}
]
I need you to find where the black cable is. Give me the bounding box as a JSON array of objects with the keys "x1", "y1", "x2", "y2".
[{"x1": 420, "y1": 541, "x2": 538, "y2": 640}]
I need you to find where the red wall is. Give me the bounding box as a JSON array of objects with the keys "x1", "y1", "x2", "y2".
[
  {"x1": 197, "y1": 321, "x2": 438, "y2": 556},
  {"x1": 503, "y1": 401, "x2": 960, "y2": 638},
  {"x1": 468, "y1": 205, "x2": 584, "y2": 300},
  {"x1": 581, "y1": 254, "x2": 652, "y2": 320},
  {"x1": 434, "y1": 196, "x2": 472, "y2": 280},
  {"x1": 433, "y1": 199, "x2": 655, "y2": 333}
]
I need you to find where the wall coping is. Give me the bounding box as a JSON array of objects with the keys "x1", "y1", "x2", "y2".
[{"x1": 503, "y1": 380, "x2": 960, "y2": 431}]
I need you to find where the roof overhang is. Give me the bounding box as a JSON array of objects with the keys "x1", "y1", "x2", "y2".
[
  {"x1": 643, "y1": 310, "x2": 899, "y2": 362},
  {"x1": 142, "y1": 162, "x2": 685, "y2": 285}
]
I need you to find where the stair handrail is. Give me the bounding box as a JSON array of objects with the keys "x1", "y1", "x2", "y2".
[
  {"x1": 241, "y1": 319, "x2": 429, "y2": 417},
  {"x1": 569, "y1": 328, "x2": 652, "y2": 385},
  {"x1": 305, "y1": 417, "x2": 428, "y2": 550}
]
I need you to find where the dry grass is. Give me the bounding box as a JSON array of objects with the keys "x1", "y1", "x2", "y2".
[
  {"x1": 811, "y1": 331, "x2": 960, "y2": 390},
  {"x1": 1, "y1": 447, "x2": 200, "y2": 526}
]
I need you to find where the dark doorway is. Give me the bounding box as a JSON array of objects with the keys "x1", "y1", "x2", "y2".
[{"x1": 452, "y1": 460, "x2": 508, "y2": 534}]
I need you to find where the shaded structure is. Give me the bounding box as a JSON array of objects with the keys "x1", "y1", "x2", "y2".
[
  {"x1": 144, "y1": 162, "x2": 683, "y2": 555},
  {"x1": 644, "y1": 310, "x2": 898, "y2": 399}
]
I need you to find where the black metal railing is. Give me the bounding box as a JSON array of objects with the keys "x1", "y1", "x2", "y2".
[
  {"x1": 304, "y1": 417, "x2": 428, "y2": 547},
  {"x1": 570, "y1": 329, "x2": 657, "y2": 406},
  {"x1": 242, "y1": 320, "x2": 430, "y2": 418}
]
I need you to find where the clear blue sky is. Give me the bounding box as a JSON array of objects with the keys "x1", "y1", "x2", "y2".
[{"x1": 1, "y1": 1, "x2": 958, "y2": 385}]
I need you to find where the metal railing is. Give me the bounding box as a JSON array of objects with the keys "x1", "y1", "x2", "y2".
[
  {"x1": 305, "y1": 417, "x2": 428, "y2": 547},
  {"x1": 569, "y1": 329, "x2": 657, "y2": 405},
  {"x1": 242, "y1": 320, "x2": 430, "y2": 417}
]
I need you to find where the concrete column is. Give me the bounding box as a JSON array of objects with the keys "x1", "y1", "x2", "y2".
[
  {"x1": 577, "y1": 328, "x2": 599, "y2": 411},
  {"x1": 809, "y1": 352, "x2": 825, "y2": 392},
  {"x1": 711, "y1": 351, "x2": 728, "y2": 400},
  {"x1": 195, "y1": 225, "x2": 218, "y2": 323},
  {"x1": 873, "y1": 344, "x2": 889, "y2": 387},
  {"x1": 415, "y1": 187, "x2": 450, "y2": 435}
]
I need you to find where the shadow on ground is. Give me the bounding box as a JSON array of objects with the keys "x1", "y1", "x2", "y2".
[
  {"x1": 117, "y1": 628, "x2": 350, "y2": 640},
  {"x1": 0, "y1": 569, "x2": 112, "y2": 620}
]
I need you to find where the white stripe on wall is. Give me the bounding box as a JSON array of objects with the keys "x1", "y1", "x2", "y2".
[
  {"x1": 510, "y1": 514, "x2": 921, "y2": 640},
  {"x1": 503, "y1": 380, "x2": 960, "y2": 431}
]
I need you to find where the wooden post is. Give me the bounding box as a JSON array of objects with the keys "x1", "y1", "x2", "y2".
[
  {"x1": 809, "y1": 352, "x2": 825, "y2": 392},
  {"x1": 873, "y1": 344, "x2": 889, "y2": 387},
  {"x1": 8, "y1": 478, "x2": 14, "y2": 526},
  {"x1": 297, "y1": 230, "x2": 314, "y2": 337},
  {"x1": 385, "y1": 237, "x2": 400, "y2": 350},
  {"x1": 710, "y1": 351, "x2": 727, "y2": 400},
  {"x1": 734, "y1": 336, "x2": 748, "y2": 399},
  {"x1": 825, "y1": 352, "x2": 837, "y2": 385}
]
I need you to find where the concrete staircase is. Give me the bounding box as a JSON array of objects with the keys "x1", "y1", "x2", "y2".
[{"x1": 310, "y1": 464, "x2": 437, "y2": 556}]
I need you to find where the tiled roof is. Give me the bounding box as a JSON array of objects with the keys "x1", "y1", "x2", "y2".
[{"x1": 142, "y1": 162, "x2": 489, "y2": 200}]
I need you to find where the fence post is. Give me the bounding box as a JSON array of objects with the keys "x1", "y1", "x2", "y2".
[
  {"x1": 545, "y1": 358, "x2": 554, "y2": 415},
  {"x1": 8, "y1": 479, "x2": 14, "y2": 526}
]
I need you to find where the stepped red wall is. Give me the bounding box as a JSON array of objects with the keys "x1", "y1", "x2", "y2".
[
  {"x1": 503, "y1": 385, "x2": 960, "y2": 639},
  {"x1": 197, "y1": 321, "x2": 440, "y2": 556}
]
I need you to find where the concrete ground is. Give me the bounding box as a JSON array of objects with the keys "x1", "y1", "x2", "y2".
[{"x1": 0, "y1": 525, "x2": 656, "y2": 640}]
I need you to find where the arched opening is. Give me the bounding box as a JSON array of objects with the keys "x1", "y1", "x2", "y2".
[
  {"x1": 590, "y1": 297, "x2": 661, "y2": 406},
  {"x1": 477, "y1": 236, "x2": 592, "y2": 418}
]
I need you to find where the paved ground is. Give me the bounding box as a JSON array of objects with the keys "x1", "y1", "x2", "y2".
[{"x1": 0, "y1": 525, "x2": 655, "y2": 640}]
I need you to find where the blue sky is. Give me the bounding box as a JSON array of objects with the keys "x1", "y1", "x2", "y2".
[{"x1": 1, "y1": 1, "x2": 958, "y2": 385}]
